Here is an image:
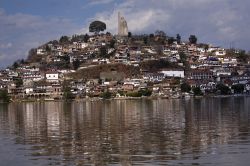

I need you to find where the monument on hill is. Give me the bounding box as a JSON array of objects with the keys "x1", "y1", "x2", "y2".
[{"x1": 118, "y1": 12, "x2": 128, "y2": 36}]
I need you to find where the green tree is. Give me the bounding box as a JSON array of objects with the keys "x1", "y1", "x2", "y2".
[
  {"x1": 99, "y1": 46, "x2": 108, "y2": 58},
  {"x1": 117, "y1": 90, "x2": 125, "y2": 96},
  {"x1": 0, "y1": 89, "x2": 10, "y2": 103},
  {"x1": 126, "y1": 91, "x2": 142, "y2": 97},
  {"x1": 59, "y1": 36, "x2": 70, "y2": 44},
  {"x1": 128, "y1": 32, "x2": 132, "y2": 38},
  {"x1": 106, "y1": 32, "x2": 111, "y2": 35},
  {"x1": 14, "y1": 77, "x2": 23, "y2": 88},
  {"x1": 63, "y1": 87, "x2": 74, "y2": 100},
  {"x1": 45, "y1": 45, "x2": 51, "y2": 52},
  {"x1": 26, "y1": 48, "x2": 37, "y2": 62},
  {"x1": 61, "y1": 55, "x2": 70, "y2": 62},
  {"x1": 143, "y1": 36, "x2": 148, "y2": 45},
  {"x1": 179, "y1": 52, "x2": 187, "y2": 62},
  {"x1": 155, "y1": 30, "x2": 166, "y2": 38},
  {"x1": 71, "y1": 34, "x2": 78, "y2": 42},
  {"x1": 189, "y1": 35, "x2": 197, "y2": 44},
  {"x1": 48, "y1": 40, "x2": 59, "y2": 45},
  {"x1": 126, "y1": 89, "x2": 152, "y2": 97},
  {"x1": 12, "y1": 62, "x2": 19, "y2": 69},
  {"x1": 83, "y1": 33, "x2": 89, "y2": 43},
  {"x1": 89, "y1": 21, "x2": 106, "y2": 34},
  {"x1": 237, "y1": 50, "x2": 248, "y2": 63},
  {"x1": 168, "y1": 37, "x2": 175, "y2": 45},
  {"x1": 155, "y1": 30, "x2": 166, "y2": 43},
  {"x1": 179, "y1": 52, "x2": 189, "y2": 68},
  {"x1": 216, "y1": 83, "x2": 231, "y2": 95},
  {"x1": 109, "y1": 39, "x2": 116, "y2": 49},
  {"x1": 204, "y1": 44, "x2": 209, "y2": 52},
  {"x1": 138, "y1": 89, "x2": 152, "y2": 96},
  {"x1": 72, "y1": 59, "x2": 81, "y2": 70},
  {"x1": 176, "y1": 34, "x2": 181, "y2": 44},
  {"x1": 192, "y1": 87, "x2": 203, "y2": 96},
  {"x1": 155, "y1": 45, "x2": 163, "y2": 56},
  {"x1": 100, "y1": 91, "x2": 112, "y2": 99},
  {"x1": 181, "y1": 82, "x2": 191, "y2": 93},
  {"x1": 20, "y1": 59, "x2": 25, "y2": 64},
  {"x1": 231, "y1": 84, "x2": 244, "y2": 94}
]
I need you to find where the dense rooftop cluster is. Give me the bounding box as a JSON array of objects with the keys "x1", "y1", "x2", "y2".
[{"x1": 0, "y1": 31, "x2": 250, "y2": 102}]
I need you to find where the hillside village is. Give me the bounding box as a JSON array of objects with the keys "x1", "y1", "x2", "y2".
[{"x1": 1, "y1": 19, "x2": 250, "y2": 101}]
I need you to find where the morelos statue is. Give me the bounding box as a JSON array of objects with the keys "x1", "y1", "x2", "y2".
[{"x1": 118, "y1": 12, "x2": 128, "y2": 36}]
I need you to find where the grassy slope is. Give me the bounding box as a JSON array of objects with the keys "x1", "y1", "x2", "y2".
[{"x1": 67, "y1": 63, "x2": 140, "y2": 79}]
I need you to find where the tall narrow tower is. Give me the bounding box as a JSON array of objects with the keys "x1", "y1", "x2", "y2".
[{"x1": 118, "y1": 12, "x2": 128, "y2": 36}]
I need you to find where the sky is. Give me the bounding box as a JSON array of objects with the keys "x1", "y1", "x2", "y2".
[{"x1": 0, "y1": 0, "x2": 250, "y2": 68}]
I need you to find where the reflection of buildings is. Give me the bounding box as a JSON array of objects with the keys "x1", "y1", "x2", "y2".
[
  {"x1": 46, "y1": 102, "x2": 61, "y2": 138},
  {"x1": 0, "y1": 98, "x2": 249, "y2": 165}
]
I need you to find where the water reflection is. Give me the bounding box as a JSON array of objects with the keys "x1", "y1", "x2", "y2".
[{"x1": 0, "y1": 97, "x2": 250, "y2": 165}]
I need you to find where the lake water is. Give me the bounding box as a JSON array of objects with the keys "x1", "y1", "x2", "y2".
[{"x1": 0, "y1": 97, "x2": 250, "y2": 166}]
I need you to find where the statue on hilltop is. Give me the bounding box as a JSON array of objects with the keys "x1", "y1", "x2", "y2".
[{"x1": 118, "y1": 12, "x2": 128, "y2": 36}]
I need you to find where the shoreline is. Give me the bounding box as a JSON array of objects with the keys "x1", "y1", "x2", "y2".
[{"x1": 3, "y1": 94, "x2": 250, "y2": 103}]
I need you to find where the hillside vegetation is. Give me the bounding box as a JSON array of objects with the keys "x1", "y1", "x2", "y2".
[
  {"x1": 140, "y1": 59, "x2": 183, "y2": 72},
  {"x1": 67, "y1": 63, "x2": 140, "y2": 79}
]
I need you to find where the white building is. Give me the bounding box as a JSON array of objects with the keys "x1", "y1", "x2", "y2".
[
  {"x1": 215, "y1": 49, "x2": 226, "y2": 56},
  {"x1": 73, "y1": 42, "x2": 88, "y2": 49},
  {"x1": 207, "y1": 46, "x2": 219, "y2": 52},
  {"x1": 215, "y1": 70, "x2": 231, "y2": 76},
  {"x1": 45, "y1": 72, "x2": 59, "y2": 82},
  {"x1": 23, "y1": 71, "x2": 44, "y2": 82},
  {"x1": 160, "y1": 70, "x2": 185, "y2": 78},
  {"x1": 37, "y1": 48, "x2": 46, "y2": 55},
  {"x1": 124, "y1": 79, "x2": 142, "y2": 87},
  {"x1": 25, "y1": 87, "x2": 34, "y2": 94},
  {"x1": 197, "y1": 47, "x2": 206, "y2": 53}
]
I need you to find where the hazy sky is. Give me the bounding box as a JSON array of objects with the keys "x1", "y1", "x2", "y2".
[{"x1": 0, "y1": 0, "x2": 250, "y2": 68}]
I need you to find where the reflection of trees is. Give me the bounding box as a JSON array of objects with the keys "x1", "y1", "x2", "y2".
[{"x1": 0, "y1": 97, "x2": 249, "y2": 165}]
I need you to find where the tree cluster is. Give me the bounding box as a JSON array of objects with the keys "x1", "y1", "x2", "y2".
[
  {"x1": 0, "y1": 90, "x2": 10, "y2": 103},
  {"x1": 189, "y1": 35, "x2": 197, "y2": 44},
  {"x1": 89, "y1": 21, "x2": 106, "y2": 34}
]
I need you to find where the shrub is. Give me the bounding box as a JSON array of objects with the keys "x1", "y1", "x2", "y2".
[
  {"x1": 0, "y1": 90, "x2": 10, "y2": 103},
  {"x1": 126, "y1": 92, "x2": 142, "y2": 97},
  {"x1": 192, "y1": 87, "x2": 203, "y2": 96},
  {"x1": 100, "y1": 91, "x2": 112, "y2": 99},
  {"x1": 138, "y1": 89, "x2": 152, "y2": 96}
]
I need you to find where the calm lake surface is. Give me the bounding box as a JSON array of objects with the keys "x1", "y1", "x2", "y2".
[{"x1": 0, "y1": 97, "x2": 250, "y2": 166}]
